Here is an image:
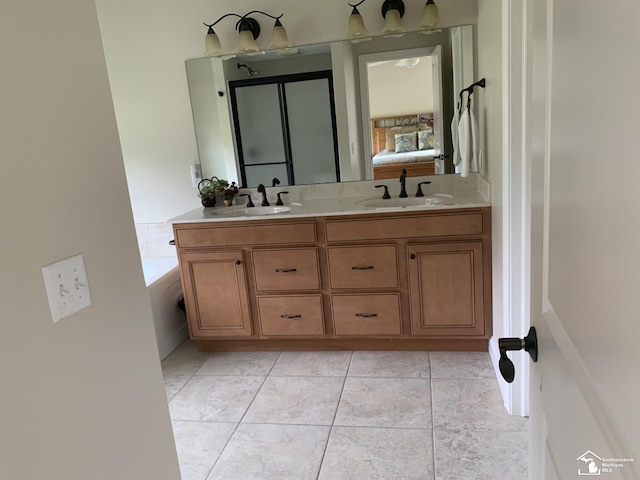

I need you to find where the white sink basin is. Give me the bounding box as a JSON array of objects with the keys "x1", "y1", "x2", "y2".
[
  {"x1": 361, "y1": 194, "x2": 454, "y2": 209},
  {"x1": 221, "y1": 206, "x2": 292, "y2": 216}
]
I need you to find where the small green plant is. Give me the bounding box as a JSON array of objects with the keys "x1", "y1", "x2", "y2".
[
  {"x1": 198, "y1": 176, "x2": 227, "y2": 200},
  {"x1": 198, "y1": 176, "x2": 229, "y2": 207}
]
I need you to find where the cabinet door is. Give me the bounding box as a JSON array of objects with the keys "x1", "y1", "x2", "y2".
[
  {"x1": 179, "y1": 251, "x2": 252, "y2": 338},
  {"x1": 408, "y1": 242, "x2": 485, "y2": 337}
]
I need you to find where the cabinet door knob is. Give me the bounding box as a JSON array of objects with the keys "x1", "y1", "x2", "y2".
[
  {"x1": 410, "y1": 254, "x2": 416, "y2": 260},
  {"x1": 235, "y1": 260, "x2": 242, "y2": 265}
]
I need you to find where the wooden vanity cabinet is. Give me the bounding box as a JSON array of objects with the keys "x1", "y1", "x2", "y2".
[
  {"x1": 407, "y1": 242, "x2": 486, "y2": 337},
  {"x1": 178, "y1": 250, "x2": 252, "y2": 338},
  {"x1": 172, "y1": 207, "x2": 492, "y2": 351}
]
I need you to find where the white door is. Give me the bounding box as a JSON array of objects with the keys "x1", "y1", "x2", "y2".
[{"x1": 526, "y1": 0, "x2": 640, "y2": 478}]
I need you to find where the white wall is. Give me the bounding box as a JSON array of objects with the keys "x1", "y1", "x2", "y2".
[
  {"x1": 476, "y1": 0, "x2": 504, "y2": 340},
  {"x1": 95, "y1": 0, "x2": 479, "y2": 224},
  {"x1": 0, "y1": 0, "x2": 180, "y2": 478},
  {"x1": 368, "y1": 59, "x2": 434, "y2": 117}
]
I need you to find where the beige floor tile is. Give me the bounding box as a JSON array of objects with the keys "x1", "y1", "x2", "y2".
[
  {"x1": 196, "y1": 351, "x2": 280, "y2": 376},
  {"x1": 172, "y1": 421, "x2": 236, "y2": 480},
  {"x1": 243, "y1": 376, "x2": 344, "y2": 425},
  {"x1": 161, "y1": 340, "x2": 210, "y2": 376},
  {"x1": 335, "y1": 377, "x2": 432, "y2": 428},
  {"x1": 430, "y1": 352, "x2": 495, "y2": 379},
  {"x1": 431, "y1": 379, "x2": 528, "y2": 431},
  {"x1": 208, "y1": 423, "x2": 330, "y2": 480},
  {"x1": 270, "y1": 351, "x2": 352, "y2": 376},
  {"x1": 349, "y1": 351, "x2": 430, "y2": 378},
  {"x1": 169, "y1": 375, "x2": 264, "y2": 422},
  {"x1": 163, "y1": 374, "x2": 191, "y2": 402},
  {"x1": 434, "y1": 429, "x2": 528, "y2": 480},
  {"x1": 319, "y1": 426, "x2": 434, "y2": 480}
]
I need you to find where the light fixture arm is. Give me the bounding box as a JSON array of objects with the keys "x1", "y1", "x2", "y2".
[
  {"x1": 205, "y1": 11, "x2": 284, "y2": 39},
  {"x1": 235, "y1": 11, "x2": 284, "y2": 39},
  {"x1": 381, "y1": 0, "x2": 405, "y2": 18},
  {"x1": 348, "y1": 0, "x2": 368, "y2": 8},
  {"x1": 204, "y1": 13, "x2": 243, "y2": 32}
]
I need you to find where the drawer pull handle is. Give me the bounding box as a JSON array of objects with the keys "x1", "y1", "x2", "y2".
[
  {"x1": 275, "y1": 268, "x2": 297, "y2": 273},
  {"x1": 352, "y1": 266, "x2": 374, "y2": 270},
  {"x1": 280, "y1": 314, "x2": 302, "y2": 319},
  {"x1": 355, "y1": 313, "x2": 378, "y2": 318}
]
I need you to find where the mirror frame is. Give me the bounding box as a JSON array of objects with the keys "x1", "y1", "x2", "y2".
[{"x1": 185, "y1": 26, "x2": 475, "y2": 186}]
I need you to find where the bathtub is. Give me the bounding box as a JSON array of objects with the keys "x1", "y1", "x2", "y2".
[{"x1": 142, "y1": 256, "x2": 189, "y2": 360}]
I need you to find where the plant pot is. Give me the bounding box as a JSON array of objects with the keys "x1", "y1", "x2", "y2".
[
  {"x1": 201, "y1": 196, "x2": 216, "y2": 208},
  {"x1": 223, "y1": 199, "x2": 233, "y2": 206}
]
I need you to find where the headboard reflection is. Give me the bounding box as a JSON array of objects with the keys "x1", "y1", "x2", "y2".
[{"x1": 370, "y1": 113, "x2": 436, "y2": 179}]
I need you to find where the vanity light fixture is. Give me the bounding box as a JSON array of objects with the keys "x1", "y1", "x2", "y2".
[
  {"x1": 204, "y1": 11, "x2": 291, "y2": 57},
  {"x1": 381, "y1": 0, "x2": 406, "y2": 37},
  {"x1": 347, "y1": 0, "x2": 372, "y2": 42},
  {"x1": 419, "y1": 0, "x2": 440, "y2": 29},
  {"x1": 348, "y1": 0, "x2": 418, "y2": 43}
]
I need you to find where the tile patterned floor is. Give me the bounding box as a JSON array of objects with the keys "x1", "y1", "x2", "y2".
[{"x1": 162, "y1": 341, "x2": 528, "y2": 480}]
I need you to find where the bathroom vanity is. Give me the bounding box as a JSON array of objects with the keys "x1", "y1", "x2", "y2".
[{"x1": 170, "y1": 182, "x2": 492, "y2": 352}]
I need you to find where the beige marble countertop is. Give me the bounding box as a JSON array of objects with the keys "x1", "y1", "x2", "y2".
[{"x1": 168, "y1": 186, "x2": 490, "y2": 224}]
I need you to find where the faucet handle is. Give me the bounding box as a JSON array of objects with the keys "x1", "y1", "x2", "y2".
[
  {"x1": 240, "y1": 193, "x2": 254, "y2": 207},
  {"x1": 276, "y1": 191, "x2": 289, "y2": 206},
  {"x1": 375, "y1": 185, "x2": 391, "y2": 200},
  {"x1": 415, "y1": 181, "x2": 432, "y2": 197}
]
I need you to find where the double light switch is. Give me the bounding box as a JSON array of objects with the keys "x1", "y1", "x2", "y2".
[{"x1": 42, "y1": 254, "x2": 92, "y2": 323}]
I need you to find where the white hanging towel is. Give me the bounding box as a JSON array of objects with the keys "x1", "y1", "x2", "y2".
[
  {"x1": 457, "y1": 106, "x2": 479, "y2": 177},
  {"x1": 451, "y1": 109, "x2": 461, "y2": 167}
]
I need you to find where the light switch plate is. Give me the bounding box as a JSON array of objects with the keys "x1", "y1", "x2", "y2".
[{"x1": 42, "y1": 254, "x2": 92, "y2": 323}]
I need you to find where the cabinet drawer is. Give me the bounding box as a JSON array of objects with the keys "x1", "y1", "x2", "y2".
[
  {"x1": 258, "y1": 295, "x2": 324, "y2": 337},
  {"x1": 175, "y1": 221, "x2": 316, "y2": 248},
  {"x1": 328, "y1": 245, "x2": 398, "y2": 289},
  {"x1": 325, "y1": 212, "x2": 484, "y2": 242},
  {"x1": 332, "y1": 294, "x2": 401, "y2": 336},
  {"x1": 252, "y1": 248, "x2": 320, "y2": 291}
]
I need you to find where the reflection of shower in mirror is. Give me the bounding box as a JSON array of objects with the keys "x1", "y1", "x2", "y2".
[{"x1": 237, "y1": 63, "x2": 259, "y2": 78}]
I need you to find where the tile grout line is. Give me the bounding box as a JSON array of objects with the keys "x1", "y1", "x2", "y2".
[
  {"x1": 430, "y1": 352, "x2": 437, "y2": 480},
  {"x1": 202, "y1": 351, "x2": 283, "y2": 480},
  {"x1": 163, "y1": 353, "x2": 210, "y2": 404},
  {"x1": 315, "y1": 350, "x2": 353, "y2": 480}
]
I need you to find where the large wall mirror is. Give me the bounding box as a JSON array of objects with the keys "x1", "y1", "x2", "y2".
[{"x1": 185, "y1": 26, "x2": 474, "y2": 187}]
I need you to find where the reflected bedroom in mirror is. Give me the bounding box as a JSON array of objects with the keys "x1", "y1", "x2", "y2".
[{"x1": 185, "y1": 25, "x2": 474, "y2": 188}]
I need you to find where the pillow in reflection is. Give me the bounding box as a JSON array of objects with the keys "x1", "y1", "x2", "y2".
[
  {"x1": 387, "y1": 126, "x2": 417, "y2": 151},
  {"x1": 395, "y1": 132, "x2": 418, "y2": 153},
  {"x1": 418, "y1": 130, "x2": 434, "y2": 150}
]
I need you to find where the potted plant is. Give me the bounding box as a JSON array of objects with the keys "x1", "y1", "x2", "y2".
[
  {"x1": 222, "y1": 181, "x2": 239, "y2": 206},
  {"x1": 197, "y1": 176, "x2": 227, "y2": 207}
]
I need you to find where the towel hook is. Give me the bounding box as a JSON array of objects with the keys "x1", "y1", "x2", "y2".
[{"x1": 459, "y1": 78, "x2": 486, "y2": 115}]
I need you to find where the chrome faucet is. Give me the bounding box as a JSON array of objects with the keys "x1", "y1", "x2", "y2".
[
  {"x1": 257, "y1": 184, "x2": 269, "y2": 206},
  {"x1": 399, "y1": 168, "x2": 408, "y2": 198}
]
